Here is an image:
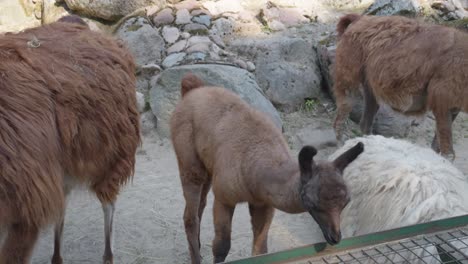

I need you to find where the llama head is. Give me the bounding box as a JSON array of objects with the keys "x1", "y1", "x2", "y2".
[{"x1": 298, "y1": 142, "x2": 364, "y2": 245}]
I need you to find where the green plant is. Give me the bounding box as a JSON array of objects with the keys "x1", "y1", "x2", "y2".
[{"x1": 303, "y1": 98, "x2": 318, "y2": 112}]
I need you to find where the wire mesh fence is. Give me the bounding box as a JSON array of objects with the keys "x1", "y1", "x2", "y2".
[{"x1": 304, "y1": 228, "x2": 468, "y2": 264}]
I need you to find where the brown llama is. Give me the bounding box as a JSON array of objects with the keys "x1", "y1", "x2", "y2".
[
  {"x1": 332, "y1": 14, "x2": 468, "y2": 161},
  {"x1": 170, "y1": 73, "x2": 364, "y2": 264},
  {"x1": 0, "y1": 15, "x2": 140, "y2": 264}
]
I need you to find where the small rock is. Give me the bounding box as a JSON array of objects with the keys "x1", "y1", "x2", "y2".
[
  {"x1": 181, "y1": 32, "x2": 191, "y2": 39},
  {"x1": 191, "y1": 9, "x2": 211, "y2": 16},
  {"x1": 136, "y1": 92, "x2": 146, "y2": 113},
  {"x1": 209, "y1": 51, "x2": 220, "y2": 60},
  {"x1": 269, "y1": 20, "x2": 286, "y2": 31},
  {"x1": 146, "y1": 5, "x2": 162, "y2": 17},
  {"x1": 153, "y1": 8, "x2": 174, "y2": 27},
  {"x1": 183, "y1": 23, "x2": 209, "y2": 35},
  {"x1": 140, "y1": 111, "x2": 157, "y2": 136},
  {"x1": 174, "y1": 0, "x2": 201, "y2": 11},
  {"x1": 210, "y1": 34, "x2": 225, "y2": 48},
  {"x1": 186, "y1": 52, "x2": 206, "y2": 61},
  {"x1": 167, "y1": 39, "x2": 188, "y2": 54},
  {"x1": 186, "y1": 42, "x2": 211, "y2": 53},
  {"x1": 296, "y1": 127, "x2": 338, "y2": 150},
  {"x1": 246, "y1": 61, "x2": 255, "y2": 72},
  {"x1": 162, "y1": 52, "x2": 186, "y2": 68},
  {"x1": 162, "y1": 26, "x2": 180, "y2": 43},
  {"x1": 187, "y1": 36, "x2": 211, "y2": 46},
  {"x1": 192, "y1": 15, "x2": 211, "y2": 26},
  {"x1": 234, "y1": 59, "x2": 247, "y2": 69},
  {"x1": 202, "y1": 0, "x2": 243, "y2": 16},
  {"x1": 211, "y1": 18, "x2": 235, "y2": 37},
  {"x1": 176, "y1": 9, "x2": 192, "y2": 24},
  {"x1": 139, "y1": 63, "x2": 162, "y2": 78}
]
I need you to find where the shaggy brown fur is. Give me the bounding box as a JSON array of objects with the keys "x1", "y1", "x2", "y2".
[
  {"x1": 333, "y1": 14, "x2": 468, "y2": 160},
  {"x1": 171, "y1": 73, "x2": 363, "y2": 264},
  {"x1": 0, "y1": 16, "x2": 140, "y2": 264}
]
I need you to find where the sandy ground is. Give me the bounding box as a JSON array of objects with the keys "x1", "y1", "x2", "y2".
[{"x1": 30, "y1": 110, "x2": 468, "y2": 264}]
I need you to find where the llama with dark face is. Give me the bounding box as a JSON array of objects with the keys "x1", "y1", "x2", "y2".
[
  {"x1": 332, "y1": 14, "x2": 468, "y2": 161},
  {"x1": 170, "y1": 73, "x2": 364, "y2": 264}
]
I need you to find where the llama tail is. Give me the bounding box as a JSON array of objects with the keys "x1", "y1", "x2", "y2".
[
  {"x1": 337, "y1": 13, "x2": 361, "y2": 37},
  {"x1": 181, "y1": 73, "x2": 204, "y2": 97}
]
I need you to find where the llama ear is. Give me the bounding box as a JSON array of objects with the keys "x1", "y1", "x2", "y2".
[
  {"x1": 333, "y1": 142, "x2": 364, "y2": 172},
  {"x1": 298, "y1": 146, "x2": 317, "y2": 184}
]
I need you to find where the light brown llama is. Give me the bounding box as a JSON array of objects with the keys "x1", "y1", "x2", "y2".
[
  {"x1": 332, "y1": 14, "x2": 468, "y2": 161},
  {"x1": 170, "y1": 73, "x2": 364, "y2": 264},
  {"x1": 0, "y1": 15, "x2": 140, "y2": 264}
]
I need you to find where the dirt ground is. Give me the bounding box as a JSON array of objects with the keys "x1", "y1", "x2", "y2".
[{"x1": 30, "y1": 110, "x2": 468, "y2": 264}]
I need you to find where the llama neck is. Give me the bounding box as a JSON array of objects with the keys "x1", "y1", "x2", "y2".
[{"x1": 255, "y1": 157, "x2": 306, "y2": 214}]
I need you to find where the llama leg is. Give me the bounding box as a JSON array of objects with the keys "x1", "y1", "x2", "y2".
[
  {"x1": 248, "y1": 204, "x2": 274, "y2": 256},
  {"x1": 51, "y1": 216, "x2": 65, "y2": 264},
  {"x1": 102, "y1": 202, "x2": 115, "y2": 264},
  {"x1": 0, "y1": 224, "x2": 39, "y2": 264},
  {"x1": 333, "y1": 81, "x2": 357, "y2": 143},
  {"x1": 198, "y1": 180, "x2": 212, "y2": 253},
  {"x1": 433, "y1": 109, "x2": 456, "y2": 161},
  {"x1": 212, "y1": 200, "x2": 235, "y2": 263},
  {"x1": 52, "y1": 183, "x2": 72, "y2": 264},
  {"x1": 359, "y1": 82, "x2": 379, "y2": 135},
  {"x1": 431, "y1": 109, "x2": 459, "y2": 153},
  {"x1": 182, "y1": 183, "x2": 204, "y2": 264}
]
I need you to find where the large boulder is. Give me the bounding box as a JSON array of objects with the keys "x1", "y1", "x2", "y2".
[
  {"x1": 115, "y1": 17, "x2": 165, "y2": 67},
  {"x1": 149, "y1": 64, "x2": 282, "y2": 138},
  {"x1": 364, "y1": 0, "x2": 423, "y2": 16},
  {"x1": 63, "y1": 0, "x2": 165, "y2": 21},
  {"x1": 229, "y1": 37, "x2": 322, "y2": 113}
]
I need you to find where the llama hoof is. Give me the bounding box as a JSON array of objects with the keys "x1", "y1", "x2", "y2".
[
  {"x1": 51, "y1": 255, "x2": 63, "y2": 264},
  {"x1": 442, "y1": 152, "x2": 456, "y2": 162},
  {"x1": 103, "y1": 255, "x2": 113, "y2": 264}
]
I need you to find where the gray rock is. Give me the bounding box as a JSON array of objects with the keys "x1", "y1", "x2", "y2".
[
  {"x1": 139, "y1": 63, "x2": 162, "y2": 78},
  {"x1": 296, "y1": 127, "x2": 338, "y2": 149},
  {"x1": 42, "y1": 0, "x2": 70, "y2": 24},
  {"x1": 230, "y1": 37, "x2": 322, "y2": 113},
  {"x1": 234, "y1": 59, "x2": 248, "y2": 69},
  {"x1": 186, "y1": 52, "x2": 207, "y2": 61},
  {"x1": 187, "y1": 35, "x2": 211, "y2": 45},
  {"x1": 140, "y1": 111, "x2": 157, "y2": 136},
  {"x1": 116, "y1": 17, "x2": 165, "y2": 66},
  {"x1": 365, "y1": 0, "x2": 421, "y2": 16},
  {"x1": 210, "y1": 17, "x2": 235, "y2": 38},
  {"x1": 149, "y1": 64, "x2": 282, "y2": 137},
  {"x1": 246, "y1": 61, "x2": 256, "y2": 72},
  {"x1": 431, "y1": 0, "x2": 468, "y2": 19},
  {"x1": 183, "y1": 23, "x2": 209, "y2": 35},
  {"x1": 174, "y1": 0, "x2": 201, "y2": 10},
  {"x1": 181, "y1": 32, "x2": 191, "y2": 39},
  {"x1": 192, "y1": 15, "x2": 211, "y2": 26},
  {"x1": 167, "y1": 39, "x2": 188, "y2": 54},
  {"x1": 186, "y1": 42, "x2": 211, "y2": 53},
  {"x1": 64, "y1": 0, "x2": 165, "y2": 21},
  {"x1": 136, "y1": 78, "x2": 150, "y2": 94},
  {"x1": 202, "y1": 0, "x2": 243, "y2": 16},
  {"x1": 136, "y1": 91, "x2": 146, "y2": 113},
  {"x1": 162, "y1": 52, "x2": 186, "y2": 68},
  {"x1": 152, "y1": 8, "x2": 174, "y2": 27},
  {"x1": 210, "y1": 34, "x2": 225, "y2": 48},
  {"x1": 176, "y1": 9, "x2": 191, "y2": 24},
  {"x1": 191, "y1": 9, "x2": 211, "y2": 16},
  {"x1": 350, "y1": 103, "x2": 421, "y2": 138},
  {"x1": 162, "y1": 26, "x2": 180, "y2": 43}
]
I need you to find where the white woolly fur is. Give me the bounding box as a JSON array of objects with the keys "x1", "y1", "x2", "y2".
[{"x1": 328, "y1": 135, "x2": 468, "y2": 263}]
